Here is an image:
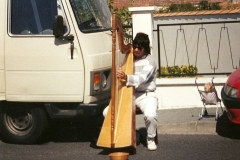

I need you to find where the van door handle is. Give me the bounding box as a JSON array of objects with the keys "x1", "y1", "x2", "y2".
[
  {"x1": 70, "y1": 42, "x2": 74, "y2": 59},
  {"x1": 56, "y1": 34, "x2": 74, "y2": 59}
]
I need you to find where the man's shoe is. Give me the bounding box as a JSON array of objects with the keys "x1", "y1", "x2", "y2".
[{"x1": 147, "y1": 139, "x2": 157, "y2": 151}]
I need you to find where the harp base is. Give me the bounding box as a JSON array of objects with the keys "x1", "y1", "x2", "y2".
[{"x1": 103, "y1": 146, "x2": 137, "y2": 155}]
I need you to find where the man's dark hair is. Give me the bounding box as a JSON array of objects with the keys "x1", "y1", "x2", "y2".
[{"x1": 133, "y1": 32, "x2": 151, "y2": 54}]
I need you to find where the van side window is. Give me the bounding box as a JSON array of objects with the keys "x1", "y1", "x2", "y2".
[{"x1": 10, "y1": 0, "x2": 68, "y2": 35}]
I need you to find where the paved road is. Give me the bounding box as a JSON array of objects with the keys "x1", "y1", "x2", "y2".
[
  {"x1": 1, "y1": 134, "x2": 240, "y2": 160},
  {"x1": 2, "y1": 107, "x2": 240, "y2": 160}
]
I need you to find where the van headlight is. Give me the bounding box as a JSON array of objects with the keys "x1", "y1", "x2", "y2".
[
  {"x1": 224, "y1": 84, "x2": 238, "y2": 98},
  {"x1": 102, "y1": 73, "x2": 107, "y2": 88}
]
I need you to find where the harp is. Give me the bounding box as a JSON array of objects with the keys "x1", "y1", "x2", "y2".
[{"x1": 97, "y1": 13, "x2": 135, "y2": 149}]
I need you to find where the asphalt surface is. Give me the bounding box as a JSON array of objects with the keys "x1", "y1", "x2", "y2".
[
  {"x1": 1, "y1": 105, "x2": 237, "y2": 147},
  {"x1": 136, "y1": 106, "x2": 229, "y2": 135}
]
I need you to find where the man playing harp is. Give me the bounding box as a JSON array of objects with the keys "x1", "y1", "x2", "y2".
[{"x1": 103, "y1": 32, "x2": 158, "y2": 151}]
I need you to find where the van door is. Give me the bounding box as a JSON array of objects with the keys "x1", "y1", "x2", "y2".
[
  {"x1": 0, "y1": 1, "x2": 5, "y2": 100},
  {"x1": 5, "y1": 0, "x2": 84, "y2": 102}
]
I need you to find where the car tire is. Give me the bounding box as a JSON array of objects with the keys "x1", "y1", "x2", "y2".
[{"x1": 0, "y1": 103, "x2": 48, "y2": 144}]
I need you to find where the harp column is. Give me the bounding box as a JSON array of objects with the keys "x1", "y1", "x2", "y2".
[{"x1": 128, "y1": 6, "x2": 157, "y2": 55}]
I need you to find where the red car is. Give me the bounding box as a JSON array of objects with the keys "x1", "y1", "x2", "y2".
[{"x1": 221, "y1": 68, "x2": 240, "y2": 124}]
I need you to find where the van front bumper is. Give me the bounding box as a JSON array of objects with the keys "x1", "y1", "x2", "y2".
[{"x1": 44, "y1": 99, "x2": 110, "y2": 119}]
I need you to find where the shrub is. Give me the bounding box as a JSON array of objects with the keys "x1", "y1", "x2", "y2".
[{"x1": 158, "y1": 65, "x2": 198, "y2": 78}]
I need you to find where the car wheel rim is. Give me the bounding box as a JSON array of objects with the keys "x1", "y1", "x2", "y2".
[{"x1": 4, "y1": 106, "x2": 33, "y2": 135}]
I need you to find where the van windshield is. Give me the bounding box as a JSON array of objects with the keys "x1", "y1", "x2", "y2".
[{"x1": 69, "y1": 0, "x2": 112, "y2": 33}]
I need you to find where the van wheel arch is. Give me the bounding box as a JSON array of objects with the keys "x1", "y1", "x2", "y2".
[{"x1": 0, "y1": 103, "x2": 48, "y2": 144}]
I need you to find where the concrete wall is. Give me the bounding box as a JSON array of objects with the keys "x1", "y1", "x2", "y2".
[
  {"x1": 152, "y1": 13, "x2": 239, "y2": 109},
  {"x1": 156, "y1": 76, "x2": 227, "y2": 109},
  {"x1": 129, "y1": 7, "x2": 235, "y2": 109}
]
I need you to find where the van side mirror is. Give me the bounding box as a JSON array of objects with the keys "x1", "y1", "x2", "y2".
[
  {"x1": 53, "y1": 15, "x2": 74, "y2": 59},
  {"x1": 53, "y1": 15, "x2": 74, "y2": 42},
  {"x1": 53, "y1": 15, "x2": 65, "y2": 38}
]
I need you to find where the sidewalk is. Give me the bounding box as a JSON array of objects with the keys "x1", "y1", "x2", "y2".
[{"x1": 136, "y1": 107, "x2": 226, "y2": 135}]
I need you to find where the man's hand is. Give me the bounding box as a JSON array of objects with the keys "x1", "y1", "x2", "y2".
[{"x1": 116, "y1": 66, "x2": 127, "y2": 82}]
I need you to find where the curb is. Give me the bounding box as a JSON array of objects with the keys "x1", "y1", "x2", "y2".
[
  {"x1": 157, "y1": 121, "x2": 217, "y2": 135},
  {"x1": 136, "y1": 107, "x2": 223, "y2": 135}
]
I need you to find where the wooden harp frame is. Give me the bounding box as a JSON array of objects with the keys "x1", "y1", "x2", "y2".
[{"x1": 97, "y1": 13, "x2": 135, "y2": 149}]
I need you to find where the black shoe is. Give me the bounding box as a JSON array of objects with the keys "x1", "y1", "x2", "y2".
[
  {"x1": 136, "y1": 130, "x2": 140, "y2": 145},
  {"x1": 204, "y1": 109, "x2": 208, "y2": 116}
]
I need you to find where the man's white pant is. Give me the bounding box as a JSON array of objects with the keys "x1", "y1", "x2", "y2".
[{"x1": 103, "y1": 91, "x2": 158, "y2": 139}]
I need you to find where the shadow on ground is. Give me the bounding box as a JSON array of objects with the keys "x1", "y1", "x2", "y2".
[
  {"x1": 0, "y1": 113, "x2": 147, "y2": 155},
  {"x1": 216, "y1": 111, "x2": 240, "y2": 139},
  {"x1": 96, "y1": 127, "x2": 147, "y2": 155},
  {"x1": 37, "y1": 115, "x2": 104, "y2": 144}
]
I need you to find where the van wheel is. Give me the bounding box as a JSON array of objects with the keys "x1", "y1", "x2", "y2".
[{"x1": 0, "y1": 103, "x2": 48, "y2": 144}]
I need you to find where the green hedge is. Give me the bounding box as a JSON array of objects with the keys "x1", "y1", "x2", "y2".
[{"x1": 158, "y1": 65, "x2": 198, "y2": 78}]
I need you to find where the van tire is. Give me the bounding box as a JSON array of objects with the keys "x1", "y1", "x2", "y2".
[{"x1": 0, "y1": 103, "x2": 48, "y2": 144}]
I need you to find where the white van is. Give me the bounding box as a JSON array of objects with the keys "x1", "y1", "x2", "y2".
[{"x1": 0, "y1": 0, "x2": 114, "y2": 144}]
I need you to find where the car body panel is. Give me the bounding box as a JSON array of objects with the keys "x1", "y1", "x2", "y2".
[{"x1": 221, "y1": 68, "x2": 240, "y2": 124}]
